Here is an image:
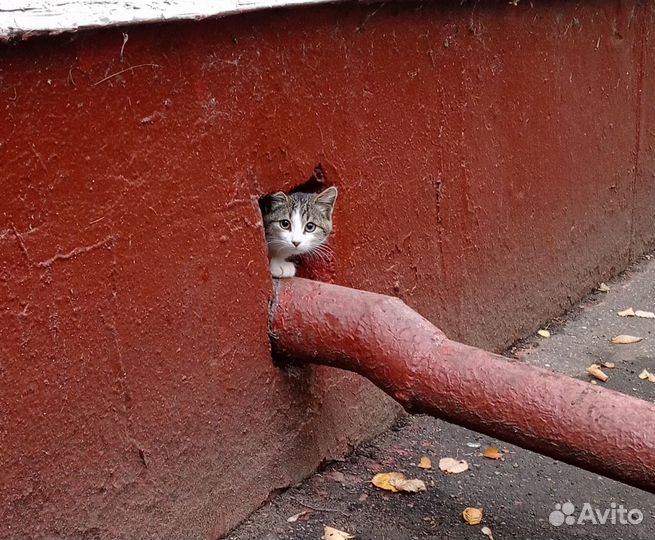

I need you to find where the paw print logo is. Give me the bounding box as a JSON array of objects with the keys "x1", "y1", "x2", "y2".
[{"x1": 549, "y1": 502, "x2": 576, "y2": 526}]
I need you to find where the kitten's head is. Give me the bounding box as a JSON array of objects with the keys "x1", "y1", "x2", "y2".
[{"x1": 261, "y1": 186, "x2": 338, "y2": 258}]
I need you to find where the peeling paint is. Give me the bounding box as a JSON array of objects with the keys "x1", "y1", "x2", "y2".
[{"x1": 0, "y1": 0, "x2": 343, "y2": 40}]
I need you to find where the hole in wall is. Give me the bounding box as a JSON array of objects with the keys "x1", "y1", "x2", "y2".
[
  {"x1": 259, "y1": 163, "x2": 337, "y2": 283},
  {"x1": 289, "y1": 163, "x2": 329, "y2": 194},
  {"x1": 257, "y1": 164, "x2": 331, "y2": 212}
]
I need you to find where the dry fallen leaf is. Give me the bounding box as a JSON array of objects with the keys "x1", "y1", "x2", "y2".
[
  {"x1": 635, "y1": 310, "x2": 655, "y2": 319},
  {"x1": 418, "y1": 456, "x2": 432, "y2": 470},
  {"x1": 390, "y1": 478, "x2": 427, "y2": 492},
  {"x1": 601, "y1": 362, "x2": 615, "y2": 369},
  {"x1": 481, "y1": 526, "x2": 494, "y2": 540},
  {"x1": 639, "y1": 369, "x2": 655, "y2": 383},
  {"x1": 287, "y1": 510, "x2": 309, "y2": 523},
  {"x1": 618, "y1": 307, "x2": 635, "y2": 317},
  {"x1": 371, "y1": 472, "x2": 406, "y2": 492},
  {"x1": 438, "y1": 457, "x2": 469, "y2": 474},
  {"x1": 463, "y1": 507, "x2": 483, "y2": 525},
  {"x1": 586, "y1": 364, "x2": 608, "y2": 382},
  {"x1": 482, "y1": 447, "x2": 503, "y2": 460},
  {"x1": 323, "y1": 526, "x2": 354, "y2": 540},
  {"x1": 372, "y1": 473, "x2": 426, "y2": 493},
  {"x1": 598, "y1": 282, "x2": 610, "y2": 292},
  {"x1": 537, "y1": 329, "x2": 551, "y2": 338},
  {"x1": 611, "y1": 335, "x2": 643, "y2": 344}
]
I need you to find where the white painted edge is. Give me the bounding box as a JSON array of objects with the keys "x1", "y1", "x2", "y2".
[{"x1": 0, "y1": 0, "x2": 344, "y2": 41}]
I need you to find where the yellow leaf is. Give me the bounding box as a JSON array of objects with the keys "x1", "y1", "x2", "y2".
[
  {"x1": 390, "y1": 478, "x2": 427, "y2": 492},
  {"x1": 611, "y1": 335, "x2": 643, "y2": 344},
  {"x1": 418, "y1": 456, "x2": 432, "y2": 469},
  {"x1": 586, "y1": 364, "x2": 608, "y2": 382},
  {"x1": 639, "y1": 369, "x2": 650, "y2": 380},
  {"x1": 323, "y1": 526, "x2": 354, "y2": 540},
  {"x1": 371, "y1": 472, "x2": 406, "y2": 492},
  {"x1": 635, "y1": 310, "x2": 655, "y2": 319},
  {"x1": 482, "y1": 447, "x2": 503, "y2": 460},
  {"x1": 537, "y1": 329, "x2": 550, "y2": 338},
  {"x1": 597, "y1": 283, "x2": 610, "y2": 292},
  {"x1": 481, "y1": 526, "x2": 494, "y2": 540},
  {"x1": 618, "y1": 307, "x2": 635, "y2": 317},
  {"x1": 462, "y1": 507, "x2": 483, "y2": 525},
  {"x1": 438, "y1": 457, "x2": 469, "y2": 474}
]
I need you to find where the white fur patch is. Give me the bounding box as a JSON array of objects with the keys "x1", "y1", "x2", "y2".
[
  {"x1": 270, "y1": 257, "x2": 296, "y2": 278},
  {"x1": 291, "y1": 209, "x2": 304, "y2": 246}
]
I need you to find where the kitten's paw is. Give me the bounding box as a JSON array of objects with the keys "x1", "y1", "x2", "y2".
[{"x1": 270, "y1": 259, "x2": 296, "y2": 278}]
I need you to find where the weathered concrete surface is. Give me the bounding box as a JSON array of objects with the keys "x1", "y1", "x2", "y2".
[
  {"x1": 227, "y1": 256, "x2": 655, "y2": 540},
  {"x1": 1, "y1": 0, "x2": 655, "y2": 537}
]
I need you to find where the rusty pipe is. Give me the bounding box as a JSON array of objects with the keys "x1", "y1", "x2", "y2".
[{"x1": 270, "y1": 278, "x2": 655, "y2": 493}]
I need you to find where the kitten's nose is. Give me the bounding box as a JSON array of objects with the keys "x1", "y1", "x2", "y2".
[{"x1": 292, "y1": 240, "x2": 300, "y2": 247}]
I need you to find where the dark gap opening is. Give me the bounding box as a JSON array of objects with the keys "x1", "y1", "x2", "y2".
[
  {"x1": 289, "y1": 163, "x2": 329, "y2": 194},
  {"x1": 258, "y1": 163, "x2": 330, "y2": 213}
]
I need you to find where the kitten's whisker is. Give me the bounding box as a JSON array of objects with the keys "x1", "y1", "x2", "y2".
[
  {"x1": 306, "y1": 245, "x2": 333, "y2": 264},
  {"x1": 310, "y1": 244, "x2": 333, "y2": 258},
  {"x1": 306, "y1": 250, "x2": 325, "y2": 262},
  {"x1": 312, "y1": 251, "x2": 329, "y2": 263},
  {"x1": 315, "y1": 247, "x2": 334, "y2": 259},
  {"x1": 315, "y1": 244, "x2": 331, "y2": 254}
]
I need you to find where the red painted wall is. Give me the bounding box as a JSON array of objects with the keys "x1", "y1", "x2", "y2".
[{"x1": 1, "y1": 1, "x2": 653, "y2": 537}]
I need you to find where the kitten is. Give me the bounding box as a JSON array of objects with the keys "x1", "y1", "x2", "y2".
[{"x1": 261, "y1": 186, "x2": 338, "y2": 278}]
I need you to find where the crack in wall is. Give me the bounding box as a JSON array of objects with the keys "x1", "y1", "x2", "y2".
[
  {"x1": 106, "y1": 234, "x2": 136, "y2": 459},
  {"x1": 10, "y1": 223, "x2": 33, "y2": 266},
  {"x1": 36, "y1": 235, "x2": 115, "y2": 268}
]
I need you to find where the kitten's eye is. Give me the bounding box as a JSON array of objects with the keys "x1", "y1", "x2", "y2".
[
  {"x1": 279, "y1": 219, "x2": 291, "y2": 230},
  {"x1": 305, "y1": 222, "x2": 316, "y2": 232}
]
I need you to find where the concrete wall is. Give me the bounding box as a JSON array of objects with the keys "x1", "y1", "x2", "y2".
[{"x1": 1, "y1": 0, "x2": 654, "y2": 537}]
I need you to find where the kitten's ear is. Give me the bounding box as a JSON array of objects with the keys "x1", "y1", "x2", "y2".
[
  {"x1": 315, "y1": 186, "x2": 338, "y2": 208},
  {"x1": 269, "y1": 191, "x2": 289, "y2": 204},
  {"x1": 261, "y1": 191, "x2": 288, "y2": 212}
]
